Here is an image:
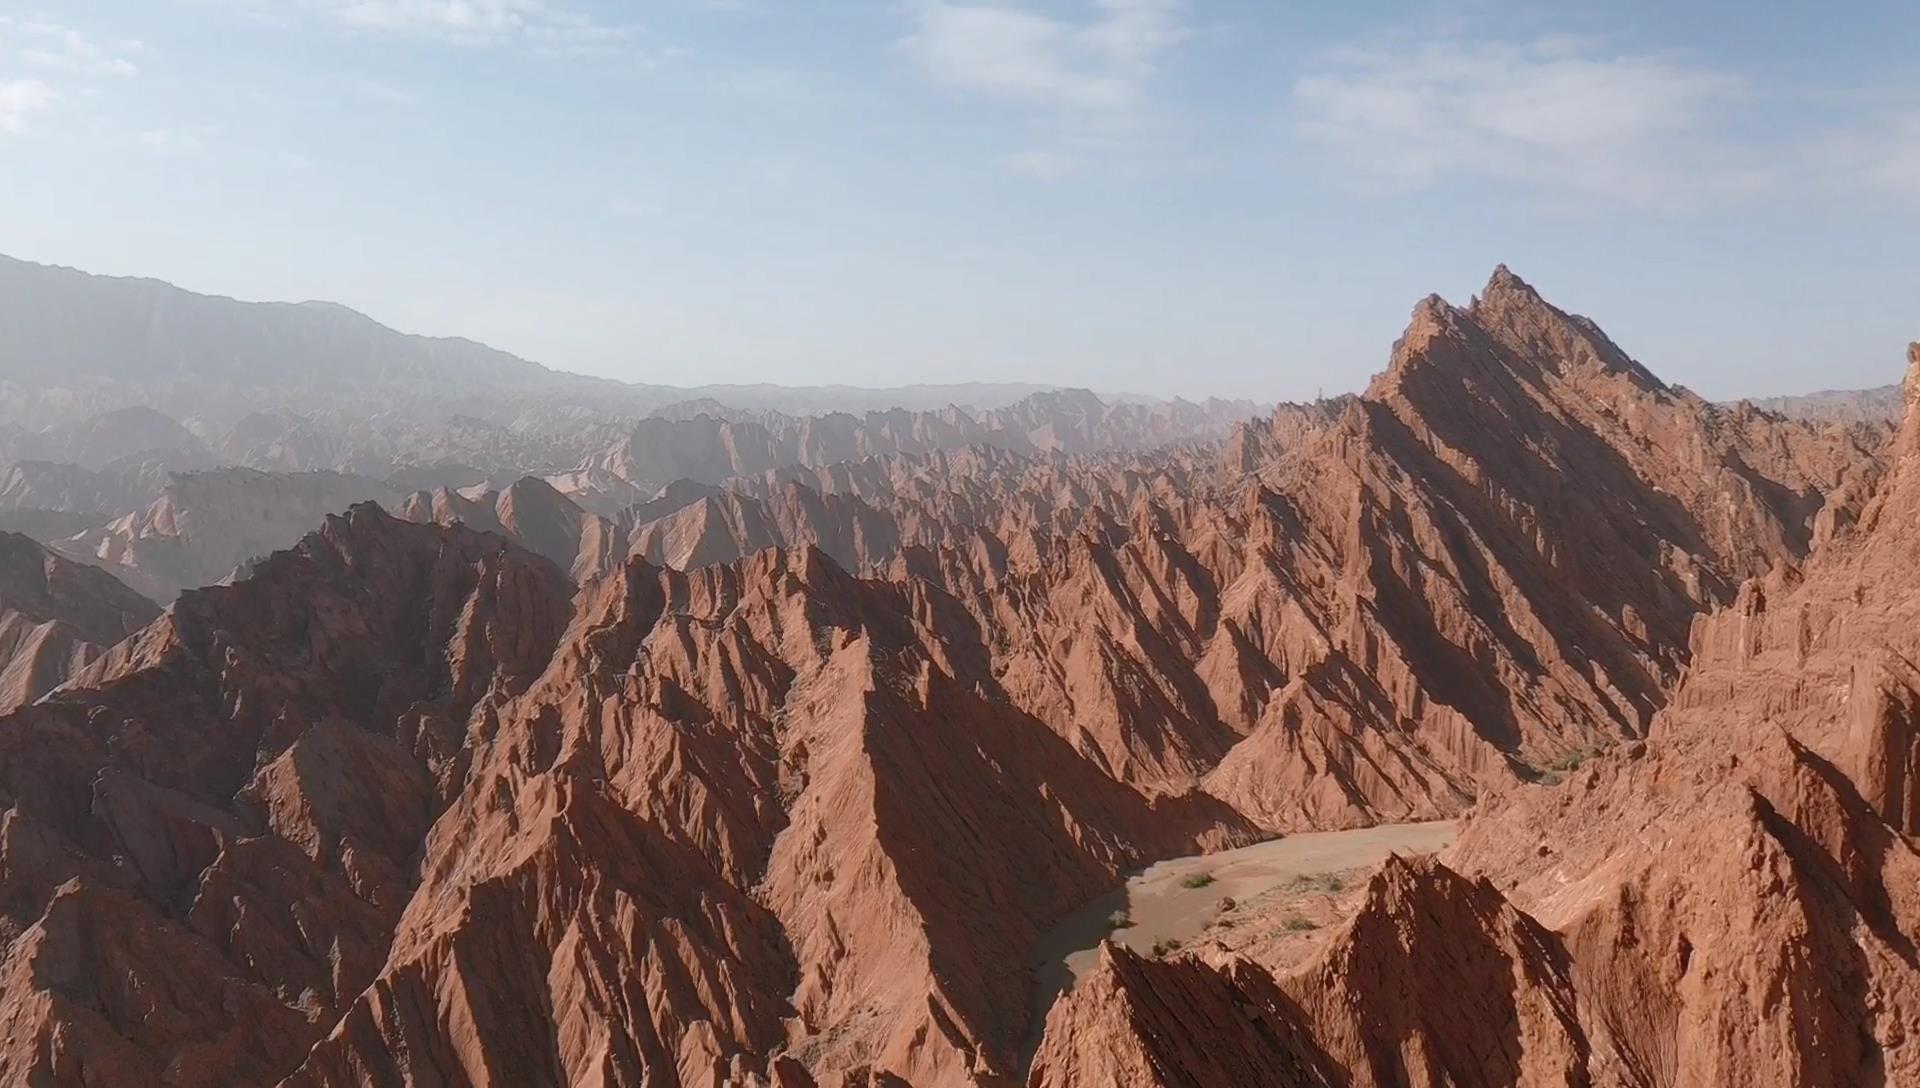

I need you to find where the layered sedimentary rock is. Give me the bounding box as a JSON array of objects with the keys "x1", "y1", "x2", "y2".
[
  {"x1": 1030, "y1": 341, "x2": 1920, "y2": 1087},
  {"x1": 1187, "y1": 267, "x2": 1877, "y2": 824},
  {"x1": 288, "y1": 545, "x2": 1249, "y2": 1086},
  {"x1": 0, "y1": 507, "x2": 576, "y2": 1084},
  {"x1": 0, "y1": 267, "x2": 1902, "y2": 1087}
]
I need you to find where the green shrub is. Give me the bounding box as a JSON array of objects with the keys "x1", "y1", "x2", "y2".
[
  {"x1": 1180, "y1": 872, "x2": 1216, "y2": 890},
  {"x1": 1283, "y1": 916, "x2": 1319, "y2": 932},
  {"x1": 1284, "y1": 872, "x2": 1345, "y2": 894},
  {"x1": 1548, "y1": 749, "x2": 1591, "y2": 772},
  {"x1": 1104, "y1": 911, "x2": 1132, "y2": 931}
]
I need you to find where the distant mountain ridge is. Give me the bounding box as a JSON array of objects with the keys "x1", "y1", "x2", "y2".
[
  {"x1": 1741, "y1": 382, "x2": 1903, "y2": 424},
  {"x1": 0, "y1": 254, "x2": 1104, "y2": 425}
]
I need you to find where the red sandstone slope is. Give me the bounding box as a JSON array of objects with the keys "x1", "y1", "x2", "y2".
[
  {"x1": 288, "y1": 546, "x2": 1251, "y2": 1086},
  {"x1": 1193, "y1": 268, "x2": 1875, "y2": 824},
  {"x1": 399, "y1": 474, "x2": 625, "y2": 583},
  {"x1": 0, "y1": 269, "x2": 1896, "y2": 1087},
  {"x1": 1036, "y1": 730, "x2": 1920, "y2": 1086},
  {"x1": 426, "y1": 269, "x2": 1873, "y2": 834},
  {"x1": 0, "y1": 506, "x2": 575, "y2": 1084},
  {"x1": 0, "y1": 531, "x2": 157, "y2": 712},
  {"x1": 605, "y1": 261, "x2": 1872, "y2": 827},
  {"x1": 1030, "y1": 341, "x2": 1920, "y2": 1087}
]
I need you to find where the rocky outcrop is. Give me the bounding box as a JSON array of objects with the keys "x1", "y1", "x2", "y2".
[
  {"x1": 398, "y1": 474, "x2": 622, "y2": 584},
  {"x1": 0, "y1": 532, "x2": 157, "y2": 711},
  {"x1": 1187, "y1": 268, "x2": 1877, "y2": 822},
  {"x1": 1032, "y1": 854, "x2": 1589, "y2": 1088},
  {"x1": 1030, "y1": 337, "x2": 1920, "y2": 1086},
  {"x1": 0, "y1": 266, "x2": 1903, "y2": 1087},
  {"x1": 611, "y1": 270, "x2": 1876, "y2": 828},
  {"x1": 1038, "y1": 722, "x2": 1920, "y2": 1086},
  {"x1": 0, "y1": 506, "x2": 576, "y2": 1084},
  {"x1": 286, "y1": 544, "x2": 1250, "y2": 1085}
]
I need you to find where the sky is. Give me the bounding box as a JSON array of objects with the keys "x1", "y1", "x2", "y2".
[{"x1": 1, "y1": 0, "x2": 1917, "y2": 402}]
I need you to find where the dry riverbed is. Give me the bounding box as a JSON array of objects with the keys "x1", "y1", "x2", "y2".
[{"x1": 1023, "y1": 820, "x2": 1456, "y2": 1061}]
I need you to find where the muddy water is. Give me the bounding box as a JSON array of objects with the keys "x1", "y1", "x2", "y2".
[{"x1": 1022, "y1": 820, "x2": 1455, "y2": 1064}]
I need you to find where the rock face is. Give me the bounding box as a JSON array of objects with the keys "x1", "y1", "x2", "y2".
[
  {"x1": 397, "y1": 475, "x2": 623, "y2": 584},
  {"x1": 1190, "y1": 269, "x2": 1876, "y2": 826},
  {"x1": 0, "y1": 506, "x2": 577, "y2": 1085},
  {"x1": 1030, "y1": 340, "x2": 1920, "y2": 1087},
  {"x1": 0, "y1": 532, "x2": 157, "y2": 712},
  {"x1": 286, "y1": 545, "x2": 1249, "y2": 1086},
  {"x1": 0, "y1": 267, "x2": 1906, "y2": 1087},
  {"x1": 1032, "y1": 854, "x2": 1589, "y2": 1088}
]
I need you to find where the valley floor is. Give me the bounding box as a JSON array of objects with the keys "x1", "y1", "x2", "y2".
[{"x1": 1025, "y1": 819, "x2": 1456, "y2": 1060}]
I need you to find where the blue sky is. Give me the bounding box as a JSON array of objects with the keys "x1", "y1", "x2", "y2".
[{"x1": 1, "y1": 1, "x2": 1916, "y2": 401}]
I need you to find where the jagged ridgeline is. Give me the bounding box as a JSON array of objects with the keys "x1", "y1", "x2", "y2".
[{"x1": 0, "y1": 265, "x2": 1907, "y2": 1086}]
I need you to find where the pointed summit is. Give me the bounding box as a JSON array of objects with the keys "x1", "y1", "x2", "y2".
[
  {"x1": 1470, "y1": 263, "x2": 1555, "y2": 319},
  {"x1": 1464, "y1": 265, "x2": 1666, "y2": 390},
  {"x1": 1480, "y1": 262, "x2": 1539, "y2": 302}
]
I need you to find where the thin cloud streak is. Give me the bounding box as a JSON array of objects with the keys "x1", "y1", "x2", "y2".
[
  {"x1": 901, "y1": 0, "x2": 1188, "y2": 113},
  {"x1": 1293, "y1": 36, "x2": 1766, "y2": 210}
]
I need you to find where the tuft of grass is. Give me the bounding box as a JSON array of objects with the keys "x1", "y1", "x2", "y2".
[
  {"x1": 1548, "y1": 749, "x2": 1592, "y2": 772},
  {"x1": 1283, "y1": 916, "x2": 1320, "y2": 932},
  {"x1": 1283, "y1": 871, "x2": 1346, "y2": 894},
  {"x1": 1104, "y1": 911, "x2": 1133, "y2": 931},
  {"x1": 1180, "y1": 872, "x2": 1216, "y2": 890}
]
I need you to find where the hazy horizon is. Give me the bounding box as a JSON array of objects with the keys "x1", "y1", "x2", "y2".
[{"x1": 4, "y1": 1, "x2": 1917, "y2": 401}]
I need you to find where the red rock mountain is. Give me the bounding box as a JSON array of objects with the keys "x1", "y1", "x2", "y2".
[
  {"x1": 0, "y1": 532, "x2": 157, "y2": 712},
  {"x1": 0, "y1": 269, "x2": 1905, "y2": 1086},
  {"x1": 0, "y1": 508, "x2": 575, "y2": 1084},
  {"x1": 1030, "y1": 337, "x2": 1920, "y2": 1087}
]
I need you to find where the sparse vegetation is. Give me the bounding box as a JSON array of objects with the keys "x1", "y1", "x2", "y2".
[
  {"x1": 1104, "y1": 911, "x2": 1133, "y2": 931},
  {"x1": 1536, "y1": 747, "x2": 1602, "y2": 784},
  {"x1": 1283, "y1": 916, "x2": 1319, "y2": 932},
  {"x1": 1180, "y1": 872, "x2": 1216, "y2": 890},
  {"x1": 1284, "y1": 871, "x2": 1346, "y2": 894},
  {"x1": 1151, "y1": 938, "x2": 1182, "y2": 957},
  {"x1": 1548, "y1": 749, "x2": 1594, "y2": 772}
]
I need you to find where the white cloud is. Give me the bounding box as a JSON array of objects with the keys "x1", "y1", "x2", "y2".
[
  {"x1": 0, "y1": 78, "x2": 56, "y2": 133},
  {"x1": 903, "y1": 0, "x2": 1188, "y2": 114},
  {"x1": 316, "y1": 0, "x2": 637, "y2": 51},
  {"x1": 11, "y1": 20, "x2": 142, "y2": 78},
  {"x1": 1294, "y1": 36, "x2": 1768, "y2": 209}
]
